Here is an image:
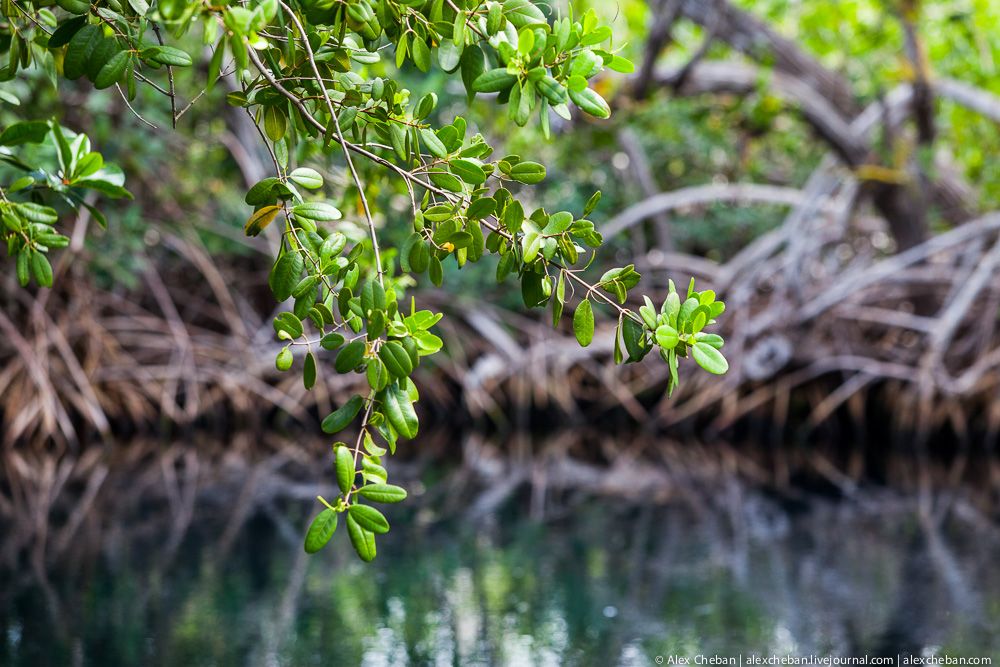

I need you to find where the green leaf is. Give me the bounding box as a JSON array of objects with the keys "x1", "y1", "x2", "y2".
[
  {"x1": 449, "y1": 158, "x2": 486, "y2": 185},
  {"x1": 360, "y1": 278, "x2": 386, "y2": 314},
  {"x1": 612, "y1": 320, "x2": 624, "y2": 365},
  {"x1": 438, "y1": 38, "x2": 463, "y2": 72},
  {"x1": 420, "y1": 128, "x2": 448, "y2": 158},
  {"x1": 543, "y1": 211, "x2": 573, "y2": 235},
  {"x1": 509, "y1": 161, "x2": 546, "y2": 184},
  {"x1": 487, "y1": 2, "x2": 503, "y2": 34},
  {"x1": 320, "y1": 332, "x2": 345, "y2": 350},
  {"x1": 63, "y1": 25, "x2": 101, "y2": 80},
  {"x1": 692, "y1": 342, "x2": 729, "y2": 375},
  {"x1": 573, "y1": 299, "x2": 595, "y2": 347},
  {"x1": 73, "y1": 178, "x2": 132, "y2": 199},
  {"x1": 294, "y1": 202, "x2": 342, "y2": 222},
  {"x1": 405, "y1": 310, "x2": 442, "y2": 332},
  {"x1": 74, "y1": 152, "x2": 103, "y2": 179},
  {"x1": 0, "y1": 121, "x2": 50, "y2": 146},
  {"x1": 472, "y1": 69, "x2": 517, "y2": 93},
  {"x1": 245, "y1": 177, "x2": 281, "y2": 205},
  {"x1": 93, "y1": 50, "x2": 128, "y2": 89},
  {"x1": 15, "y1": 202, "x2": 58, "y2": 224},
  {"x1": 695, "y1": 333, "x2": 725, "y2": 349},
  {"x1": 289, "y1": 167, "x2": 323, "y2": 190},
  {"x1": 583, "y1": 191, "x2": 602, "y2": 216},
  {"x1": 409, "y1": 240, "x2": 430, "y2": 273},
  {"x1": 667, "y1": 349, "x2": 679, "y2": 396},
  {"x1": 48, "y1": 16, "x2": 87, "y2": 48},
  {"x1": 383, "y1": 381, "x2": 418, "y2": 439},
  {"x1": 622, "y1": 317, "x2": 647, "y2": 361},
  {"x1": 303, "y1": 351, "x2": 317, "y2": 389},
  {"x1": 15, "y1": 250, "x2": 29, "y2": 287},
  {"x1": 460, "y1": 46, "x2": 486, "y2": 100},
  {"x1": 275, "y1": 346, "x2": 293, "y2": 371},
  {"x1": 346, "y1": 513, "x2": 376, "y2": 561},
  {"x1": 347, "y1": 504, "x2": 389, "y2": 534},
  {"x1": 263, "y1": 106, "x2": 287, "y2": 142},
  {"x1": 569, "y1": 87, "x2": 611, "y2": 119},
  {"x1": 520, "y1": 272, "x2": 546, "y2": 307},
  {"x1": 303, "y1": 509, "x2": 338, "y2": 554},
  {"x1": 127, "y1": 0, "x2": 150, "y2": 16},
  {"x1": 521, "y1": 231, "x2": 541, "y2": 263},
  {"x1": 141, "y1": 45, "x2": 192, "y2": 67},
  {"x1": 607, "y1": 56, "x2": 634, "y2": 73},
  {"x1": 655, "y1": 324, "x2": 679, "y2": 350},
  {"x1": 357, "y1": 484, "x2": 407, "y2": 504},
  {"x1": 640, "y1": 299, "x2": 658, "y2": 330},
  {"x1": 428, "y1": 256, "x2": 443, "y2": 287},
  {"x1": 503, "y1": 0, "x2": 546, "y2": 28},
  {"x1": 411, "y1": 37, "x2": 431, "y2": 72},
  {"x1": 273, "y1": 312, "x2": 304, "y2": 339},
  {"x1": 390, "y1": 123, "x2": 408, "y2": 162},
  {"x1": 429, "y1": 170, "x2": 464, "y2": 192},
  {"x1": 85, "y1": 36, "x2": 118, "y2": 83},
  {"x1": 334, "y1": 340, "x2": 366, "y2": 374},
  {"x1": 414, "y1": 92, "x2": 437, "y2": 119},
  {"x1": 677, "y1": 297, "x2": 699, "y2": 329},
  {"x1": 269, "y1": 252, "x2": 303, "y2": 302},
  {"x1": 322, "y1": 394, "x2": 364, "y2": 433},
  {"x1": 335, "y1": 445, "x2": 355, "y2": 494},
  {"x1": 30, "y1": 252, "x2": 53, "y2": 288},
  {"x1": 319, "y1": 232, "x2": 347, "y2": 259},
  {"x1": 366, "y1": 356, "x2": 390, "y2": 391},
  {"x1": 378, "y1": 341, "x2": 414, "y2": 379},
  {"x1": 55, "y1": 0, "x2": 90, "y2": 15},
  {"x1": 413, "y1": 331, "x2": 443, "y2": 355},
  {"x1": 400, "y1": 232, "x2": 420, "y2": 272}
]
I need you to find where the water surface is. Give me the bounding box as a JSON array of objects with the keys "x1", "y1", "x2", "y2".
[{"x1": 1, "y1": 481, "x2": 997, "y2": 666}]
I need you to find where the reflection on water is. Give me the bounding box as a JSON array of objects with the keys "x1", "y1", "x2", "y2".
[{"x1": 0, "y1": 487, "x2": 997, "y2": 666}]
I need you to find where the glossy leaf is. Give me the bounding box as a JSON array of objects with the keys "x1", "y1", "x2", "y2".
[
  {"x1": 322, "y1": 394, "x2": 364, "y2": 433},
  {"x1": 655, "y1": 325, "x2": 679, "y2": 350},
  {"x1": 303, "y1": 509, "x2": 338, "y2": 554},
  {"x1": 383, "y1": 381, "x2": 418, "y2": 439},
  {"x1": 509, "y1": 161, "x2": 546, "y2": 184},
  {"x1": 294, "y1": 202, "x2": 342, "y2": 222},
  {"x1": 346, "y1": 513, "x2": 376, "y2": 562},
  {"x1": 357, "y1": 483, "x2": 407, "y2": 504},
  {"x1": 269, "y1": 252, "x2": 303, "y2": 302},
  {"x1": 692, "y1": 342, "x2": 729, "y2": 375},
  {"x1": 303, "y1": 351, "x2": 317, "y2": 389},
  {"x1": 334, "y1": 340, "x2": 366, "y2": 374},
  {"x1": 289, "y1": 167, "x2": 323, "y2": 189},
  {"x1": 335, "y1": 445, "x2": 354, "y2": 494},
  {"x1": 573, "y1": 299, "x2": 594, "y2": 347},
  {"x1": 347, "y1": 504, "x2": 389, "y2": 534},
  {"x1": 142, "y1": 45, "x2": 193, "y2": 67}
]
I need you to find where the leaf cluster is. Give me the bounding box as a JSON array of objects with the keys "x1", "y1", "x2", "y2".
[{"x1": 0, "y1": 0, "x2": 729, "y2": 561}]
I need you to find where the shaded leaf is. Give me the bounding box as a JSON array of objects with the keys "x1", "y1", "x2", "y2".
[{"x1": 322, "y1": 394, "x2": 364, "y2": 433}]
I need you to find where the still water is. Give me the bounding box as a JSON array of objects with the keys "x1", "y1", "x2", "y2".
[{"x1": 1, "y1": 484, "x2": 997, "y2": 666}]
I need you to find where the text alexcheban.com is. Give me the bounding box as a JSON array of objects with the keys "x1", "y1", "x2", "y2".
[{"x1": 653, "y1": 655, "x2": 993, "y2": 666}]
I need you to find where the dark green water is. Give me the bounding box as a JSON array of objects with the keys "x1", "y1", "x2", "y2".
[{"x1": 1, "y1": 490, "x2": 997, "y2": 666}]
